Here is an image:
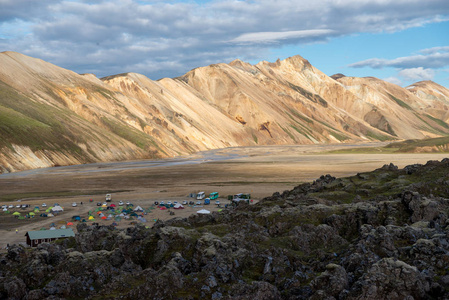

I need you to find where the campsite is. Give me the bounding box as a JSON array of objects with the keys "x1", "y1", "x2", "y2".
[{"x1": 1, "y1": 144, "x2": 448, "y2": 249}]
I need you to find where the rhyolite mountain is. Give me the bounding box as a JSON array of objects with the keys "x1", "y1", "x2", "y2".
[{"x1": 1, "y1": 51, "x2": 449, "y2": 173}]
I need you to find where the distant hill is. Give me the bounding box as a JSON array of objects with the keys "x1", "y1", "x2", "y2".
[{"x1": 1, "y1": 51, "x2": 449, "y2": 173}]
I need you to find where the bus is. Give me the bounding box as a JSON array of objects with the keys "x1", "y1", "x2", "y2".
[{"x1": 209, "y1": 192, "x2": 219, "y2": 200}]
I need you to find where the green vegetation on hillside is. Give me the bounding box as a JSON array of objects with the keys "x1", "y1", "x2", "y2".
[
  {"x1": 0, "y1": 81, "x2": 85, "y2": 156},
  {"x1": 388, "y1": 93, "x2": 412, "y2": 110}
]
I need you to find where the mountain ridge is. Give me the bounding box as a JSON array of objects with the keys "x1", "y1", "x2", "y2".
[{"x1": 0, "y1": 51, "x2": 448, "y2": 173}]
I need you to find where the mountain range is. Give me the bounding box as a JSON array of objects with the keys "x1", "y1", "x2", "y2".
[{"x1": 1, "y1": 51, "x2": 448, "y2": 173}]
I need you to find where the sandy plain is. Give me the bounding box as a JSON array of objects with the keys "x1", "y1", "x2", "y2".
[{"x1": 1, "y1": 143, "x2": 448, "y2": 248}]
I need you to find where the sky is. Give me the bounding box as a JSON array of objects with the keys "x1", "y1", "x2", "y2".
[{"x1": 0, "y1": 0, "x2": 448, "y2": 88}]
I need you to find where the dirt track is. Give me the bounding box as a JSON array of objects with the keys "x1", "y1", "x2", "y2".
[{"x1": 1, "y1": 143, "x2": 448, "y2": 248}]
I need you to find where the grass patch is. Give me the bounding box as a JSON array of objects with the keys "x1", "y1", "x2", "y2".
[
  {"x1": 388, "y1": 93, "x2": 412, "y2": 110},
  {"x1": 365, "y1": 130, "x2": 393, "y2": 142},
  {"x1": 425, "y1": 114, "x2": 449, "y2": 130},
  {"x1": 252, "y1": 133, "x2": 258, "y2": 144},
  {"x1": 287, "y1": 82, "x2": 328, "y2": 107}
]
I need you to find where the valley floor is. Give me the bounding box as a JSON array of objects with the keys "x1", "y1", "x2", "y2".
[{"x1": 0, "y1": 143, "x2": 448, "y2": 248}]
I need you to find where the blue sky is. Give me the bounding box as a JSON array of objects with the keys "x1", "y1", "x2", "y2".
[{"x1": 1, "y1": 0, "x2": 448, "y2": 88}]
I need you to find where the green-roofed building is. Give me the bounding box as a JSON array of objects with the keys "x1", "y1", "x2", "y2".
[{"x1": 25, "y1": 228, "x2": 75, "y2": 247}]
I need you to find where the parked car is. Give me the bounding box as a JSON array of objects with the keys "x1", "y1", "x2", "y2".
[
  {"x1": 72, "y1": 202, "x2": 77, "y2": 207},
  {"x1": 41, "y1": 203, "x2": 47, "y2": 207},
  {"x1": 21, "y1": 204, "x2": 28, "y2": 208},
  {"x1": 1, "y1": 205, "x2": 6, "y2": 209},
  {"x1": 126, "y1": 201, "x2": 131, "y2": 205},
  {"x1": 154, "y1": 201, "x2": 159, "y2": 205},
  {"x1": 8, "y1": 205, "x2": 13, "y2": 209},
  {"x1": 196, "y1": 201, "x2": 201, "y2": 205},
  {"x1": 118, "y1": 201, "x2": 124, "y2": 206},
  {"x1": 215, "y1": 200, "x2": 220, "y2": 205},
  {"x1": 182, "y1": 200, "x2": 188, "y2": 205},
  {"x1": 97, "y1": 202, "x2": 102, "y2": 206},
  {"x1": 167, "y1": 201, "x2": 172, "y2": 206},
  {"x1": 160, "y1": 201, "x2": 165, "y2": 205},
  {"x1": 16, "y1": 204, "x2": 21, "y2": 208},
  {"x1": 102, "y1": 202, "x2": 107, "y2": 206}
]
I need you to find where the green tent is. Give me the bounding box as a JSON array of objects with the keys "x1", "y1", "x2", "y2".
[
  {"x1": 29, "y1": 212, "x2": 35, "y2": 216},
  {"x1": 12, "y1": 212, "x2": 20, "y2": 216}
]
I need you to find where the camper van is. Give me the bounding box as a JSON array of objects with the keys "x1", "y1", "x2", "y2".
[
  {"x1": 209, "y1": 192, "x2": 219, "y2": 200},
  {"x1": 105, "y1": 194, "x2": 112, "y2": 202},
  {"x1": 197, "y1": 192, "x2": 206, "y2": 200},
  {"x1": 232, "y1": 193, "x2": 251, "y2": 203}
]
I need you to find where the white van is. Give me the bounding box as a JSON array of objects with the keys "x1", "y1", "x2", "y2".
[{"x1": 197, "y1": 192, "x2": 206, "y2": 200}]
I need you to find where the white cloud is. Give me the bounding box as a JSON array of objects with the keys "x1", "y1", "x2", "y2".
[
  {"x1": 398, "y1": 67, "x2": 435, "y2": 81},
  {"x1": 230, "y1": 29, "x2": 335, "y2": 44},
  {"x1": 349, "y1": 47, "x2": 449, "y2": 69},
  {"x1": 383, "y1": 76, "x2": 402, "y2": 86}
]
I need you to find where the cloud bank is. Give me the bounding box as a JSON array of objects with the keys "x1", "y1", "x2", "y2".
[
  {"x1": 0, "y1": 0, "x2": 448, "y2": 79},
  {"x1": 349, "y1": 46, "x2": 449, "y2": 82}
]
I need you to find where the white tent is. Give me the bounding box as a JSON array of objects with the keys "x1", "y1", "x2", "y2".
[
  {"x1": 134, "y1": 205, "x2": 144, "y2": 212},
  {"x1": 51, "y1": 206, "x2": 64, "y2": 212},
  {"x1": 174, "y1": 203, "x2": 184, "y2": 209},
  {"x1": 197, "y1": 209, "x2": 211, "y2": 214},
  {"x1": 2, "y1": 208, "x2": 7, "y2": 211}
]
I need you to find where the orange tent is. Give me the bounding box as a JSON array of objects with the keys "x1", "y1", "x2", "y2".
[
  {"x1": 67, "y1": 222, "x2": 74, "y2": 226},
  {"x1": 101, "y1": 216, "x2": 107, "y2": 220}
]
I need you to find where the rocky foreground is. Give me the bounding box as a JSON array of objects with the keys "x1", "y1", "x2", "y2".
[{"x1": 2, "y1": 159, "x2": 449, "y2": 299}]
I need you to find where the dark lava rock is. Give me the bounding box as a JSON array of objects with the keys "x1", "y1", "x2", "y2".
[{"x1": 1, "y1": 159, "x2": 449, "y2": 299}]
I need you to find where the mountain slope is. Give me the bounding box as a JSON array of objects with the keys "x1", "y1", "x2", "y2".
[{"x1": 0, "y1": 51, "x2": 448, "y2": 173}]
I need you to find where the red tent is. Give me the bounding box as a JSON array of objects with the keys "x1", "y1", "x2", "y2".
[
  {"x1": 110, "y1": 204, "x2": 116, "y2": 207},
  {"x1": 67, "y1": 222, "x2": 74, "y2": 226},
  {"x1": 160, "y1": 206, "x2": 167, "y2": 210},
  {"x1": 101, "y1": 216, "x2": 107, "y2": 220}
]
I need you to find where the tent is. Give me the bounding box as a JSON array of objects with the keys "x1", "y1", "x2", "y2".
[
  {"x1": 137, "y1": 216, "x2": 147, "y2": 223},
  {"x1": 112, "y1": 222, "x2": 118, "y2": 226},
  {"x1": 88, "y1": 216, "x2": 95, "y2": 220},
  {"x1": 67, "y1": 222, "x2": 74, "y2": 226},
  {"x1": 197, "y1": 209, "x2": 211, "y2": 214},
  {"x1": 47, "y1": 213, "x2": 54, "y2": 217},
  {"x1": 52, "y1": 206, "x2": 64, "y2": 212},
  {"x1": 60, "y1": 225, "x2": 66, "y2": 229},
  {"x1": 160, "y1": 206, "x2": 167, "y2": 210},
  {"x1": 72, "y1": 216, "x2": 81, "y2": 221},
  {"x1": 49, "y1": 227, "x2": 56, "y2": 230},
  {"x1": 174, "y1": 203, "x2": 184, "y2": 209},
  {"x1": 130, "y1": 212, "x2": 138, "y2": 217},
  {"x1": 29, "y1": 212, "x2": 35, "y2": 216},
  {"x1": 50, "y1": 223, "x2": 56, "y2": 227},
  {"x1": 101, "y1": 216, "x2": 107, "y2": 220},
  {"x1": 110, "y1": 204, "x2": 116, "y2": 207},
  {"x1": 12, "y1": 212, "x2": 20, "y2": 216},
  {"x1": 3, "y1": 208, "x2": 8, "y2": 212},
  {"x1": 133, "y1": 205, "x2": 144, "y2": 212},
  {"x1": 40, "y1": 213, "x2": 47, "y2": 217}
]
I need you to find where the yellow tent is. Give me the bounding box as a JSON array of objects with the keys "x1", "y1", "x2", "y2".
[{"x1": 88, "y1": 216, "x2": 95, "y2": 220}]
